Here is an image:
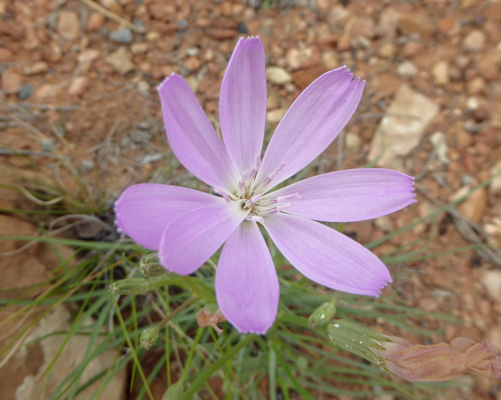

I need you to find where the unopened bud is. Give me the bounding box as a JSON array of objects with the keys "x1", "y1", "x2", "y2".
[
  {"x1": 308, "y1": 301, "x2": 336, "y2": 329},
  {"x1": 327, "y1": 319, "x2": 389, "y2": 366},
  {"x1": 140, "y1": 327, "x2": 159, "y2": 349},
  {"x1": 109, "y1": 278, "x2": 151, "y2": 295},
  {"x1": 327, "y1": 319, "x2": 501, "y2": 382},
  {"x1": 380, "y1": 336, "x2": 501, "y2": 382},
  {"x1": 140, "y1": 253, "x2": 167, "y2": 277}
]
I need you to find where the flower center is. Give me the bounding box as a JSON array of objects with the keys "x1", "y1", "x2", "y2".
[{"x1": 215, "y1": 157, "x2": 299, "y2": 223}]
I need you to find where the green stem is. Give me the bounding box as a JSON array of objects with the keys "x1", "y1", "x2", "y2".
[
  {"x1": 178, "y1": 327, "x2": 204, "y2": 385},
  {"x1": 114, "y1": 300, "x2": 154, "y2": 400},
  {"x1": 180, "y1": 334, "x2": 256, "y2": 400}
]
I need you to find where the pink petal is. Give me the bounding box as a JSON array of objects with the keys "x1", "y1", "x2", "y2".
[
  {"x1": 158, "y1": 202, "x2": 248, "y2": 275},
  {"x1": 263, "y1": 213, "x2": 391, "y2": 296},
  {"x1": 220, "y1": 37, "x2": 267, "y2": 174},
  {"x1": 268, "y1": 169, "x2": 416, "y2": 222},
  {"x1": 256, "y1": 68, "x2": 364, "y2": 191},
  {"x1": 216, "y1": 221, "x2": 279, "y2": 334},
  {"x1": 158, "y1": 74, "x2": 238, "y2": 191},
  {"x1": 115, "y1": 184, "x2": 222, "y2": 250}
]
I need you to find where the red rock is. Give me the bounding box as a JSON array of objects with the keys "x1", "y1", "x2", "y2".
[
  {"x1": 1, "y1": 68, "x2": 23, "y2": 94},
  {"x1": 343, "y1": 15, "x2": 375, "y2": 39},
  {"x1": 208, "y1": 28, "x2": 236, "y2": 40},
  {"x1": 291, "y1": 65, "x2": 327, "y2": 90},
  {"x1": 57, "y1": 10, "x2": 81, "y2": 40},
  {"x1": 23, "y1": 61, "x2": 48, "y2": 75},
  {"x1": 479, "y1": 50, "x2": 501, "y2": 80},
  {"x1": 148, "y1": 3, "x2": 176, "y2": 20},
  {"x1": 185, "y1": 56, "x2": 201, "y2": 71},
  {"x1": 438, "y1": 16, "x2": 460, "y2": 35},
  {"x1": 68, "y1": 76, "x2": 88, "y2": 96},
  {"x1": 402, "y1": 41, "x2": 425, "y2": 57},
  {"x1": 483, "y1": 2, "x2": 501, "y2": 21},
  {"x1": 398, "y1": 13, "x2": 435, "y2": 39},
  {"x1": 87, "y1": 12, "x2": 105, "y2": 31},
  {"x1": 0, "y1": 48, "x2": 14, "y2": 62}
]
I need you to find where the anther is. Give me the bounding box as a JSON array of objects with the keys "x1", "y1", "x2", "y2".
[
  {"x1": 237, "y1": 169, "x2": 249, "y2": 198},
  {"x1": 244, "y1": 194, "x2": 262, "y2": 209}
]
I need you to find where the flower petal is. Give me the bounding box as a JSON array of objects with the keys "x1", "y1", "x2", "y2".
[
  {"x1": 263, "y1": 213, "x2": 391, "y2": 296},
  {"x1": 268, "y1": 169, "x2": 416, "y2": 222},
  {"x1": 158, "y1": 202, "x2": 248, "y2": 275},
  {"x1": 216, "y1": 221, "x2": 279, "y2": 334},
  {"x1": 220, "y1": 37, "x2": 267, "y2": 174},
  {"x1": 158, "y1": 74, "x2": 238, "y2": 191},
  {"x1": 256, "y1": 68, "x2": 364, "y2": 191},
  {"x1": 115, "y1": 184, "x2": 223, "y2": 250}
]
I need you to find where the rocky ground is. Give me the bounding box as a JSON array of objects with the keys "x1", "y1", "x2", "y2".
[{"x1": 1, "y1": 0, "x2": 501, "y2": 399}]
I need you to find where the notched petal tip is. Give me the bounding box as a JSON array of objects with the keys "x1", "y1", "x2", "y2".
[
  {"x1": 236, "y1": 326, "x2": 271, "y2": 335},
  {"x1": 156, "y1": 73, "x2": 181, "y2": 93},
  {"x1": 113, "y1": 191, "x2": 128, "y2": 235}
]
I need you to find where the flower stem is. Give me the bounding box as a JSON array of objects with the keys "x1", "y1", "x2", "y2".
[
  {"x1": 180, "y1": 334, "x2": 257, "y2": 400},
  {"x1": 178, "y1": 326, "x2": 204, "y2": 386}
]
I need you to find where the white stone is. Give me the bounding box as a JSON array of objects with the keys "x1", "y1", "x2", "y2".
[
  {"x1": 368, "y1": 84, "x2": 439, "y2": 168},
  {"x1": 430, "y1": 131, "x2": 449, "y2": 164},
  {"x1": 397, "y1": 61, "x2": 417, "y2": 78},
  {"x1": 345, "y1": 132, "x2": 361, "y2": 153},
  {"x1": 489, "y1": 160, "x2": 501, "y2": 194},
  {"x1": 11, "y1": 305, "x2": 126, "y2": 400},
  {"x1": 266, "y1": 67, "x2": 293, "y2": 85},
  {"x1": 481, "y1": 271, "x2": 501, "y2": 302},
  {"x1": 462, "y1": 30, "x2": 486, "y2": 52},
  {"x1": 106, "y1": 47, "x2": 135, "y2": 75}
]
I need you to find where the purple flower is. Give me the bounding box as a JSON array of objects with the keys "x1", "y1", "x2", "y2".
[{"x1": 115, "y1": 37, "x2": 416, "y2": 334}]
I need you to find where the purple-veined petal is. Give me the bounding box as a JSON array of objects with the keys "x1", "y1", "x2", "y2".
[
  {"x1": 263, "y1": 213, "x2": 391, "y2": 296},
  {"x1": 256, "y1": 67, "x2": 364, "y2": 192},
  {"x1": 115, "y1": 184, "x2": 223, "y2": 250},
  {"x1": 216, "y1": 221, "x2": 279, "y2": 334},
  {"x1": 220, "y1": 37, "x2": 266, "y2": 174},
  {"x1": 158, "y1": 202, "x2": 248, "y2": 275},
  {"x1": 267, "y1": 169, "x2": 416, "y2": 222},
  {"x1": 158, "y1": 74, "x2": 238, "y2": 191}
]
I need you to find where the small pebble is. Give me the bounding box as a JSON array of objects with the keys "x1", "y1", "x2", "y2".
[
  {"x1": 237, "y1": 23, "x2": 248, "y2": 34},
  {"x1": 110, "y1": 28, "x2": 133, "y2": 43},
  {"x1": 18, "y1": 83, "x2": 34, "y2": 99}
]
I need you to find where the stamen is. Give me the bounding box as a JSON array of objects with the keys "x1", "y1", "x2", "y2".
[
  {"x1": 276, "y1": 193, "x2": 300, "y2": 203},
  {"x1": 244, "y1": 194, "x2": 262, "y2": 209},
  {"x1": 245, "y1": 155, "x2": 262, "y2": 193},
  {"x1": 253, "y1": 161, "x2": 286, "y2": 194},
  {"x1": 261, "y1": 192, "x2": 301, "y2": 206},
  {"x1": 237, "y1": 169, "x2": 249, "y2": 198},
  {"x1": 261, "y1": 203, "x2": 294, "y2": 215},
  {"x1": 213, "y1": 187, "x2": 234, "y2": 203}
]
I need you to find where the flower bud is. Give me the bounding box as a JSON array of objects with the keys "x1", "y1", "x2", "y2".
[
  {"x1": 327, "y1": 319, "x2": 501, "y2": 382},
  {"x1": 308, "y1": 301, "x2": 336, "y2": 329},
  {"x1": 327, "y1": 319, "x2": 389, "y2": 366},
  {"x1": 380, "y1": 336, "x2": 501, "y2": 382},
  {"x1": 140, "y1": 327, "x2": 159, "y2": 349},
  {"x1": 109, "y1": 278, "x2": 151, "y2": 295},
  {"x1": 140, "y1": 253, "x2": 167, "y2": 277}
]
